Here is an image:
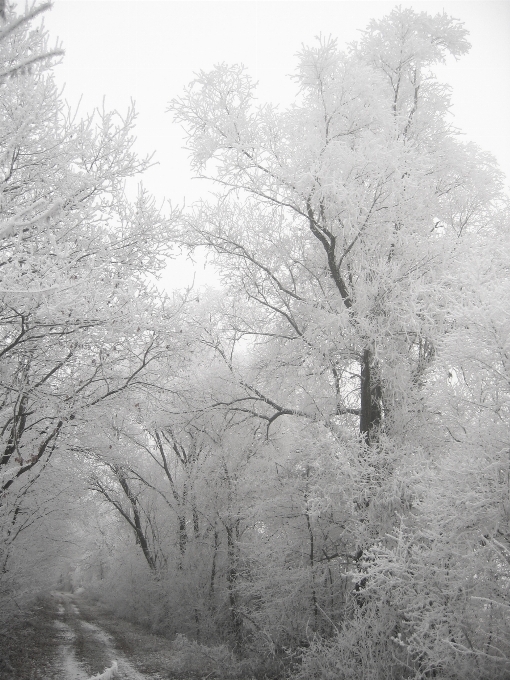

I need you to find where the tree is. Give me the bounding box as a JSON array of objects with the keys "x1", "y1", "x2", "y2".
[
  {"x1": 82, "y1": 331, "x2": 264, "y2": 642},
  {"x1": 0, "y1": 2, "x2": 173, "y2": 499},
  {"x1": 165, "y1": 6, "x2": 510, "y2": 675},
  {"x1": 4, "y1": 5, "x2": 506, "y2": 678},
  {"x1": 169, "y1": 7, "x2": 503, "y2": 447},
  {"x1": 0, "y1": 2, "x2": 178, "y2": 630}
]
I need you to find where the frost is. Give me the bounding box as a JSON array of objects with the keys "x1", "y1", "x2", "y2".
[{"x1": 88, "y1": 661, "x2": 118, "y2": 680}]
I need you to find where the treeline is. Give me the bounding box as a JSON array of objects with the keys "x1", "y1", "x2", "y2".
[{"x1": 1, "y1": 4, "x2": 509, "y2": 680}]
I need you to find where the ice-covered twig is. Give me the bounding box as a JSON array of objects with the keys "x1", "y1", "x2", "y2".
[
  {"x1": 0, "y1": 49, "x2": 64, "y2": 80},
  {"x1": 0, "y1": 3, "x2": 53, "y2": 42},
  {"x1": 0, "y1": 466, "x2": 21, "y2": 483},
  {"x1": 0, "y1": 198, "x2": 63, "y2": 240}
]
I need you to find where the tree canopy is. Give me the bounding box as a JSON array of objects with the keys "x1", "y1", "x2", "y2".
[{"x1": 1, "y1": 5, "x2": 509, "y2": 680}]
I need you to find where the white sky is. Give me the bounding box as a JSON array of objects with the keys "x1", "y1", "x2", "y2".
[{"x1": 38, "y1": 0, "x2": 510, "y2": 287}]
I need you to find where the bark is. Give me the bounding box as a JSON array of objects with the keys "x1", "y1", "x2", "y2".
[
  {"x1": 178, "y1": 482, "x2": 188, "y2": 558},
  {"x1": 209, "y1": 529, "x2": 219, "y2": 600},
  {"x1": 1, "y1": 394, "x2": 28, "y2": 467},
  {"x1": 115, "y1": 470, "x2": 158, "y2": 572},
  {"x1": 226, "y1": 523, "x2": 243, "y2": 645},
  {"x1": 192, "y1": 499, "x2": 200, "y2": 539},
  {"x1": 178, "y1": 514, "x2": 187, "y2": 558},
  {"x1": 304, "y1": 485, "x2": 318, "y2": 630},
  {"x1": 359, "y1": 348, "x2": 382, "y2": 444}
]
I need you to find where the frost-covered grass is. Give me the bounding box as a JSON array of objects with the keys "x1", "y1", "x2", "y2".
[
  {"x1": 167, "y1": 633, "x2": 239, "y2": 676},
  {"x1": 89, "y1": 660, "x2": 118, "y2": 679},
  {"x1": 167, "y1": 633, "x2": 286, "y2": 679},
  {"x1": 0, "y1": 593, "x2": 61, "y2": 679}
]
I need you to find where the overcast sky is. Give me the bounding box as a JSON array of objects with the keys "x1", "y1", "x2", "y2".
[{"x1": 39, "y1": 0, "x2": 510, "y2": 287}]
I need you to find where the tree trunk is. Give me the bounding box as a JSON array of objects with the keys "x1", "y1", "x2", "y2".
[
  {"x1": 360, "y1": 348, "x2": 382, "y2": 444},
  {"x1": 192, "y1": 499, "x2": 200, "y2": 539},
  {"x1": 117, "y1": 472, "x2": 158, "y2": 572},
  {"x1": 304, "y1": 482, "x2": 318, "y2": 631},
  {"x1": 209, "y1": 529, "x2": 219, "y2": 600},
  {"x1": 178, "y1": 514, "x2": 187, "y2": 558},
  {"x1": 226, "y1": 524, "x2": 242, "y2": 646}
]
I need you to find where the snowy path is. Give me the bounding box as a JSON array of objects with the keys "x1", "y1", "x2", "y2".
[{"x1": 51, "y1": 592, "x2": 159, "y2": 680}]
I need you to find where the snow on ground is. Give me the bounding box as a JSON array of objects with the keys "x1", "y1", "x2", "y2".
[
  {"x1": 53, "y1": 617, "x2": 89, "y2": 680},
  {"x1": 62, "y1": 649, "x2": 91, "y2": 680},
  {"x1": 51, "y1": 592, "x2": 159, "y2": 680},
  {"x1": 81, "y1": 620, "x2": 113, "y2": 646}
]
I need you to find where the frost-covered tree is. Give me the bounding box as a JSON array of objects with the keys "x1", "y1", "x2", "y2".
[
  {"x1": 0, "y1": 2, "x2": 172, "y2": 498},
  {"x1": 0, "y1": 2, "x2": 178, "y2": 629},
  {"x1": 166, "y1": 5, "x2": 510, "y2": 676},
  {"x1": 3, "y1": 5, "x2": 506, "y2": 679},
  {"x1": 169, "y1": 7, "x2": 503, "y2": 446}
]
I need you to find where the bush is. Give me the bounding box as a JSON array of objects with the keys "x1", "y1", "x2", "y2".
[
  {"x1": 167, "y1": 633, "x2": 242, "y2": 677},
  {"x1": 293, "y1": 601, "x2": 406, "y2": 680}
]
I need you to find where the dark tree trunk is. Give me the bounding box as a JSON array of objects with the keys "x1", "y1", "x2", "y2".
[
  {"x1": 304, "y1": 488, "x2": 318, "y2": 630},
  {"x1": 192, "y1": 500, "x2": 200, "y2": 539},
  {"x1": 117, "y1": 472, "x2": 158, "y2": 572},
  {"x1": 209, "y1": 529, "x2": 219, "y2": 600},
  {"x1": 178, "y1": 514, "x2": 187, "y2": 557},
  {"x1": 226, "y1": 524, "x2": 242, "y2": 646},
  {"x1": 360, "y1": 348, "x2": 382, "y2": 444}
]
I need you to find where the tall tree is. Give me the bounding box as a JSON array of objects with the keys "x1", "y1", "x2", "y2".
[
  {"x1": 0, "y1": 3, "x2": 178, "y2": 627},
  {"x1": 0, "y1": 2, "x2": 173, "y2": 500},
  {"x1": 162, "y1": 8, "x2": 510, "y2": 673},
  {"x1": 168, "y1": 8, "x2": 502, "y2": 446}
]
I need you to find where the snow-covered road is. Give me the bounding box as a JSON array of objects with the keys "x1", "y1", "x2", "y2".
[{"x1": 51, "y1": 592, "x2": 158, "y2": 680}]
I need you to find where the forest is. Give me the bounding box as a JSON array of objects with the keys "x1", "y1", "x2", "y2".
[{"x1": 0, "y1": 3, "x2": 509, "y2": 679}]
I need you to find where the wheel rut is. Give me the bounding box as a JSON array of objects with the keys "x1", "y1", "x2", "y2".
[{"x1": 51, "y1": 592, "x2": 159, "y2": 680}]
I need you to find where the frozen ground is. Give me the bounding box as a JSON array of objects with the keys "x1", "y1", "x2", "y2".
[
  {"x1": 2, "y1": 590, "x2": 267, "y2": 679},
  {"x1": 51, "y1": 591, "x2": 163, "y2": 679},
  {"x1": 0, "y1": 589, "x2": 195, "y2": 680}
]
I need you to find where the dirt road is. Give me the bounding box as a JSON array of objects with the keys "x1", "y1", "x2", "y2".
[
  {"x1": 52, "y1": 591, "x2": 164, "y2": 679},
  {"x1": 4, "y1": 591, "x2": 261, "y2": 680}
]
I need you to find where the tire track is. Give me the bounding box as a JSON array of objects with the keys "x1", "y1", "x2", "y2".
[{"x1": 51, "y1": 592, "x2": 159, "y2": 680}]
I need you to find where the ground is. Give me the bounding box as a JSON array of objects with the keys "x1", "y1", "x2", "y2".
[
  {"x1": 1, "y1": 590, "x2": 288, "y2": 679},
  {"x1": 1, "y1": 591, "x2": 195, "y2": 679}
]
